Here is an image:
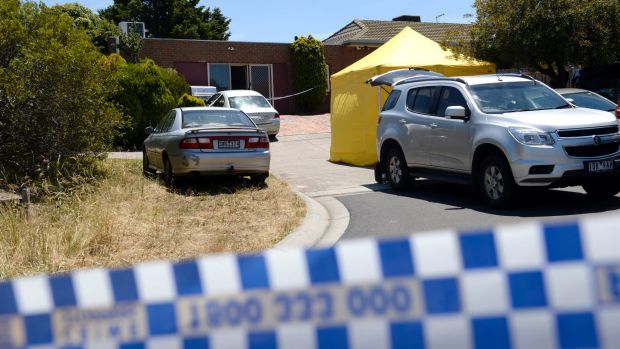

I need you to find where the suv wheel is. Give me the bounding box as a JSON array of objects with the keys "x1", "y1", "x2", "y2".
[
  {"x1": 479, "y1": 155, "x2": 516, "y2": 208},
  {"x1": 582, "y1": 181, "x2": 620, "y2": 199},
  {"x1": 386, "y1": 147, "x2": 412, "y2": 190}
]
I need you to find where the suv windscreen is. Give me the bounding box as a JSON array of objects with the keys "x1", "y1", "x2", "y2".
[{"x1": 468, "y1": 82, "x2": 570, "y2": 114}]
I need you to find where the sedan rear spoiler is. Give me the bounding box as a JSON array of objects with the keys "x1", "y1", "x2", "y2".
[{"x1": 185, "y1": 127, "x2": 261, "y2": 134}]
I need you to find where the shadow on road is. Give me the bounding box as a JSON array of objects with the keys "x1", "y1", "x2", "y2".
[{"x1": 364, "y1": 179, "x2": 620, "y2": 218}]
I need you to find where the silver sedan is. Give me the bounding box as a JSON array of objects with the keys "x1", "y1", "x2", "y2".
[
  {"x1": 143, "y1": 107, "x2": 270, "y2": 186},
  {"x1": 205, "y1": 90, "x2": 280, "y2": 137}
]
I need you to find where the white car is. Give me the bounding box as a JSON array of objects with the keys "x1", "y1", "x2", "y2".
[{"x1": 205, "y1": 90, "x2": 280, "y2": 137}]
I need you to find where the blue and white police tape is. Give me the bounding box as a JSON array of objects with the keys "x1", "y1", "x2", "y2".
[{"x1": 2, "y1": 214, "x2": 620, "y2": 349}]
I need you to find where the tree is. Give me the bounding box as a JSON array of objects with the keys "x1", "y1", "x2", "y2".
[
  {"x1": 100, "y1": 0, "x2": 230, "y2": 40},
  {"x1": 50, "y1": 3, "x2": 119, "y2": 54},
  {"x1": 291, "y1": 36, "x2": 329, "y2": 112},
  {"x1": 119, "y1": 29, "x2": 144, "y2": 63},
  {"x1": 0, "y1": 0, "x2": 123, "y2": 187},
  {"x1": 113, "y1": 59, "x2": 177, "y2": 147},
  {"x1": 466, "y1": 0, "x2": 620, "y2": 87}
]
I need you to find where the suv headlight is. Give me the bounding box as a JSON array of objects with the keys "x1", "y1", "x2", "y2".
[{"x1": 508, "y1": 127, "x2": 555, "y2": 145}]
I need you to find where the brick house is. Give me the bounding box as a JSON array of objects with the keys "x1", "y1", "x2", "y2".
[{"x1": 140, "y1": 16, "x2": 470, "y2": 114}]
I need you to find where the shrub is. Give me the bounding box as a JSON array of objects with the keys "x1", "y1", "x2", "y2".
[
  {"x1": 159, "y1": 66, "x2": 191, "y2": 100},
  {"x1": 113, "y1": 59, "x2": 177, "y2": 148},
  {"x1": 291, "y1": 35, "x2": 328, "y2": 112},
  {"x1": 177, "y1": 93, "x2": 206, "y2": 107},
  {"x1": 0, "y1": 0, "x2": 123, "y2": 191}
]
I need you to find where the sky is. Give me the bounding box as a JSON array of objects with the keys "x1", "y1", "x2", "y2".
[{"x1": 41, "y1": 0, "x2": 476, "y2": 43}]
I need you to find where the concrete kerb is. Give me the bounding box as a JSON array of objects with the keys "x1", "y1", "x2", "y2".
[{"x1": 275, "y1": 191, "x2": 350, "y2": 249}]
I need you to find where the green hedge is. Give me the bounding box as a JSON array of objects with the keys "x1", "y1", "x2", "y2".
[
  {"x1": 177, "y1": 93, "x2": 206, "y2": 107},
  {"x1": 291, "y1": 35, "x2": 328, "y2": 112}
]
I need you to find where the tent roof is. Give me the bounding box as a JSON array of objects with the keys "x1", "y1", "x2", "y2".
[{"x1": 332, "y1": 27, "x2": 492, "y2": 78}]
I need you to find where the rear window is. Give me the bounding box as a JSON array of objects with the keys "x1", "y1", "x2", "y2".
[
  {"x1": 182, "y1": 110, "x2": 255, "y2": 128},
  {"x1": 229, "y1": 95, "x2": 272, "y2": 109},
  {"x1": 382, "y1": 90, "x2": 401, "y2": 111}
]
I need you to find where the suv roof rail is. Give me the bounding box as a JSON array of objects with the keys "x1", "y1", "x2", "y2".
[
  {"x1": 393, "y1": 76, "x2": 468, "y2": 87},
  {"x1": 496, "y1": 73, "x2": 537, "y2": 81}
]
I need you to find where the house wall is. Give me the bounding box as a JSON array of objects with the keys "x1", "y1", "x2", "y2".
[{"x1": 141, "y1": 38, "x2": 376, "y2": 114}]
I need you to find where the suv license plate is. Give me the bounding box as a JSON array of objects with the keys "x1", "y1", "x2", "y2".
[
  {"x1": 587, "y1": 159, "x2": 614, "y2": 173},
  {"x1": 218, "y1": 140, "x2": 240, "y2": 149}
]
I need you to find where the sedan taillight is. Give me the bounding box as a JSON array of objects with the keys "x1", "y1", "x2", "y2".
[
  {"x1": 615, "y1": 106, "x2": 620, "y2": 119},
  {"x1": 245, "y1": 136, "x2": 270, "y2": 149},
  {"x1": 180, "y1": 137, "x2": 213, "y2": 149},
  {"x1": 274, "y1": 113, "x2": 280, "y2": 119}
]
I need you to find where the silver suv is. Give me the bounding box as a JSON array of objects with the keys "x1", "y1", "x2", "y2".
[{"x1": 375, "y1": 73, "x2": 620, "y2": 207}]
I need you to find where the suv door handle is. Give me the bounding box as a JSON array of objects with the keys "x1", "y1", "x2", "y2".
[
  {"x1": 430, "y1": 123, "x2": 438, "y2": 129},
  {"x1": 399, "y1": 119, "x2": 407, "y2": 125}
]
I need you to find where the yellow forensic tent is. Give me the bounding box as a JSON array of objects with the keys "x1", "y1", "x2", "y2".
[{"x1": 330, "y1": 27, "x2": 496, "y2": 166}]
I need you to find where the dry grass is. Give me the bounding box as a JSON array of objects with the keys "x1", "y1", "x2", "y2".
[{"x1": 0, "y1": 160, "x2": 305, "y2": 279}]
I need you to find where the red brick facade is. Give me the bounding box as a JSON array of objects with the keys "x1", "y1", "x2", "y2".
[{"x1": 140, "y1": 38, "x2": 375, "y2": 114}]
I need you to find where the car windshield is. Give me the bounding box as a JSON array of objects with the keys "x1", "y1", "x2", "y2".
[
  {"x1": 229, "y1": 95, "x2": 272, "y2": 109},
  {"x1": 563, "y1": 92, "x2": 616, "y2": 111},
  {"x1": 182, "y1": 109, "x2": 255, "y2": 128},
  {"x1": 468, "y1": 81, "x2": 570, "y2": 114}
]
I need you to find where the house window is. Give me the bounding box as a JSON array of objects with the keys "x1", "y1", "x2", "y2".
[{"x1": 209, "y1": 64, "x2": 230, "y2": 91}]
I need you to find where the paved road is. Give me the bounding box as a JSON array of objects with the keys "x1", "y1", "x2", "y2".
[
  {"x1": 270, "y1": 132, "x2": 620, "y2": 241},
  {"x1": 338, "y1": 181, "x2": 620, "y2": 239}
]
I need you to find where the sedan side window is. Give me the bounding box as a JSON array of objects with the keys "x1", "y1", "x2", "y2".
[
  {"x1": 436, "y1": 87, "x2": 470, "y2": 117},
  {"x1": 212, "y1": 95, "x2": 226, "y2": 107},
  {"x1": 205, "y1": 93, "x2": 220, "y2": 106},
  {"x1": 155, "y1": 111, "x2": 171, "y2": 133},
  {"x1": 157, "y1": 110, "x2": 176, "y2": 133}
]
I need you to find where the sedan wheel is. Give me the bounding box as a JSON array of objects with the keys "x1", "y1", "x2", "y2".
[{"x1": 163, "y1": 156, "x2": 174, "y2": 187}]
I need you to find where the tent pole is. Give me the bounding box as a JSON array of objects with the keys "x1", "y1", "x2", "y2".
[{"x1": 377, "y1": 86, "x2": 381, "y2": 114}]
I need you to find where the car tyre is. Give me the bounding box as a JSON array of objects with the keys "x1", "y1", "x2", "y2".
[
  {"x1": 374, "y1": 162, "x2": 384, "y2": 184},
  {"x1": 142, "y1": 149, "x2": 155, "y2": 177},
  {"x1": 386, "y1": 147, "x2": 412, "y2": 190},
  {"x1": 163, "y1": 155, "x2": 175, "y2": 187},
  {"x1": 250, "y1": 173, "x2": 269, "y2": 186},
  {"x1": 479, "y1": 154, "x2": 517, "y2": 208},
  {"x1": 582, "y1": 181, "x2": 620, "y2": 199}
]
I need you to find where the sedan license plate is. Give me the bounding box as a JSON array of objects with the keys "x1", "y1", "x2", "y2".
[
  {"x1": 587, "y1": 159, "x2": 614, "y2": 173},
  {"x1": 218, "y1": 140, "x2": 240, "y2": 149}
]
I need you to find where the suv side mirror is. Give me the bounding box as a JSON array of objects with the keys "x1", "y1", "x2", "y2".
[
  {"x1": 145, "y1": 126, "x2": 154, "y2": 135},
  {"x1": 445, "y1": 106, "x2": 469, "y2": 120}
]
